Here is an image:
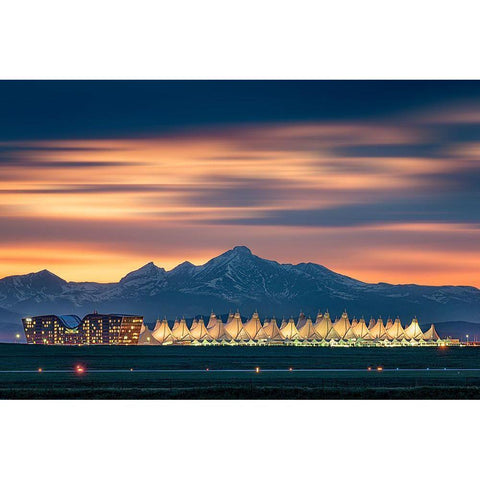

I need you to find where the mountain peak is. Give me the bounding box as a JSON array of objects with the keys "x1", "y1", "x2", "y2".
[
  {"x1": 120, "y1": 261, "x2": 166, "y2": 283},
  {"x1": 232, "y1": 246, "x2": 252, "y2": 254}
]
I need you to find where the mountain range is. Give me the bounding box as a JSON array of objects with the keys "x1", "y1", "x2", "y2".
[{"x1": 1, "y1": 245, "x2": 479, "y2": 342}]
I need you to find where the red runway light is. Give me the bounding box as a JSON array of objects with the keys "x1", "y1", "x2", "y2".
[
  {"x1": 75, "y1": 365, "x2": 85, "y2": 374},
  {"x1": 367, "y1": 367, "x2": 372, "y2": 371},
  {"x1": 289, "y1": 367, "x2": 293, "y2": 371}
]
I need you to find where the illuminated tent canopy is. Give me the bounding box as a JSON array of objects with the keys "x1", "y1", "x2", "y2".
[
  {"x1": 225, "y1": 311, "x2": 250, "y2": 341},
  {"x1": 190, "y1": 317, "x2": 211, "y2": 341},
  {"x1": 404, "y1": 317, "x2": 424, "y2": 341},
  {"x1": 263, "y1": 317, "x2": 283, "y2": 341},
  {"x1": 141, "y1": 310, "x2": 443, "y2": 346},
  {"x1": 352, "y1": 317, "x2": 372, "y2": 340},
  {"x1": 244, "y1": 311, "x2": 267, "y2": 340},
  {"x1": 369, "y1": 317, "x2": 388, "y2": 340},
  {"x1": 152, "y1": 318, "x2": 174, "y2": 344},
  {"x1": 171, "y1": 317, "x2": 193, "y2": 342},
  {"x1": 387, "y1": 317, "x2": 405, "y2": 340},
  {"x1": 280, "y1": 317, "x2": 300, "y2": 340},
  {"x1": 298, "y1": 317, "x2": 318, "y2": 340},
  {"x1": 333, "y1": 311, "x2": 355, "y2": 340},
  {"x1": 423, "y1": 324, "x2": 440, "y2": 342}
]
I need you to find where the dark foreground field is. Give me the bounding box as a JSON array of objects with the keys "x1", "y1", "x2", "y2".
[{"x1": 1, "y1": 344, "x2": 480, "y2": 399}]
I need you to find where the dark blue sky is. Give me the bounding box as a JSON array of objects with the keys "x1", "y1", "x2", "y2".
[{"x1": 2, "y1": 80, "x2": 480, "y2": 140}]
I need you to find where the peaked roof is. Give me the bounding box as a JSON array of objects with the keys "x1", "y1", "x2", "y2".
[
  {"x1": 298, "y1": 317, "x2": 318, "y2": 340},
  {"x1": 171, "y1": 318, "x2": 193, "y2": 341},
  {"x1": 404, "y1": 317, "x2": 424, "y2": 340},
  {"x1": 352, "y1": 317, "x2": 372, "y2": 340},
  {"x1": 207, "y1": 316, "x2": 231, "y2": 340},
  {"x1": 369, "y1": 317, "x2": 387, "y2": 340},
  {"x1": 423, "y1": 324, "x2": 440, "y2": 341},
  {"x1": 138, "y1": 324, "x2": 160, "y2": 344},
  {"x1": 190, "y1": 318, "x2": 211, "y2": 341},
  {"x1": 245, "y1": 312, "x2": 269, "y2": 340},
  {"x1": 152, "y1": 318, "x2": 174, "y2": 344},
  {"x1": 191, "y1": 317, "x2": 199, "y2": 330},
  {"x1": 386, "y1": 317, "x2": 405, "y2": 340},
  {"x1": 225, "y1": 311, "x2": 250, "y2": 341},
  {"x1": 296, "y1": 312, "x2": 307, "y2": 330},
  {"x1": 368, "y1": 317, "x2": 376, "y2": 329},
  {"x1": 334, "y1": 311, "x2": 354, "y2": 339},
  {"x1": 280, "y1": 318, "x2": 287, "y2": 329},
  {"x1": 351, "y1": 317, "x2": 358, "y2": 328},
  {"x1": 385, "y1": 318, "x2": 393, "y2": 330},
  {"x1": 206, "y1": 312, "x2": 219, "y2": 329},
  {"x1": 262, "y1": 317, "x2": 283, "y2": 341},
  {"x1": 315, "y1": 311, "x2": 339, "y2": 340},
  {"x1": 280, "y1": 318, "x2": 300, "y2": 340}
]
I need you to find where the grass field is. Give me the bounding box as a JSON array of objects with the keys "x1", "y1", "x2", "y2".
[{"x1": 2, "y1": 343, "x2": 480, "y2": 399}]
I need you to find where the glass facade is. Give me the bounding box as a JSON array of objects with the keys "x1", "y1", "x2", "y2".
[{"x1": 22, "y1": 313, "x2": 143, "y2": 345}]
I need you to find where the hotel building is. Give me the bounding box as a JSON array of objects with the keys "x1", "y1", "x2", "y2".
[{"x1": 22, "y1": 313, "x2": 143, "y2": 345}]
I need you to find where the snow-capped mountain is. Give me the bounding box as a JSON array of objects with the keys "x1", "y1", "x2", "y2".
[{"x1": 1, "y1": 245, "x2": 480, "y2": 340}]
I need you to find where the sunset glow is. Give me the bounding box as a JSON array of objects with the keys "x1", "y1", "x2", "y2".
[{"x1": 1, "y1": 81, "x2": 480, "y2": 286}]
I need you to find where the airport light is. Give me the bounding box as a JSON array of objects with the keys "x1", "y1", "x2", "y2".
[{"x1": 255, "y1": 367, "x2": 260, "y2": 373}]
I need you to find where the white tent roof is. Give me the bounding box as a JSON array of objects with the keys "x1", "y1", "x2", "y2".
[
  {"x1": 369, "y1": 317, "x2": 387, "y2": 340},
  {"x1": 298, "y1": 317, "x2": 318, "y2": 340},
  {"x1": 423, "y1": 324, "x2": 440, "y2": 341},
  {"x1": 263, "y1": 317, "x2": 283, "y2": 341},
  {"x1": 280, "y1": 318, "x2": 300, "y2": 340},
  {"x1": 386, "y1": 317, "x2": 405, "y2": 340},
  {"x1": 171, "y1": 318, "x2": 193, "y2": 342},
  {"x1": 385, "y1": 318, "x2": 393, "y2": 330},
  {"x1": 244, "y1": 312, "x2": 265, "y2": 340},
  {"x1": 138, "y1": 324, "x2": 160, "y2": 344},
  {"x1": 207, "y1": 316, "x2": 231, "y2": 341},
  {"x1": 152, "y1": 318, "x2": 174, "y2": 344},
  {"x1": 190, "y1": 318, "x2": 211, "y2": 341},
  {"x1": 315, "y1": 311, "x2": 339, "y2": 340},
  {"x1": 404, "y1": 317, "x2": 424, "y2": 340},
  {"x1": 333, "y1": 311, "x2": 354, "y2": 339},
  {"x1": 352, "y1": 317, "x2": 372, "y2": 340},
  {"x1": 368, "y1": 317, "x2": 376, "y2": 329},
  {"x1": 296, "y1": 312, "x2": 307, "y2": 330},
  {"x1": 206, "y1": 312, "x2": 219, "y2": 329},
  {"x1": 225, "y1": 311, "x2": 250, "y2": 341}
]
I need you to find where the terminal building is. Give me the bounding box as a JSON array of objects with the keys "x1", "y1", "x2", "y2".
[
  {"x1": 142, "y1": 310, "x2": 448, "y2": 347},
  {"x1": 22, "y1": 313, "x2": 143, "y2": 345}
]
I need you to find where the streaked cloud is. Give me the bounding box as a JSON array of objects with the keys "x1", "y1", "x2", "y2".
[{"x1": 1, "y1": 94, "x2": 480, "y2": 286}]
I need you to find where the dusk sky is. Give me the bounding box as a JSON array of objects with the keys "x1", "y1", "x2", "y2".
[{"x1": 1, "y1": 81, "x2": 480, "y2": 286}]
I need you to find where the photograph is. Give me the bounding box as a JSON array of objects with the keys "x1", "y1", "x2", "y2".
[{"x1": 1, "y1": 80, "x2": 479, "y2": 400}]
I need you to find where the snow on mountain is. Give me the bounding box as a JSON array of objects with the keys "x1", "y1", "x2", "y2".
[{"x1": 1, "y1": 246, "x2": 480, "y2": 333}]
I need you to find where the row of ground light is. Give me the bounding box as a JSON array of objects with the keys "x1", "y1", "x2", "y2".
[{"x1": 139, "y1": 311, "x2": 446, "y2": 346}]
